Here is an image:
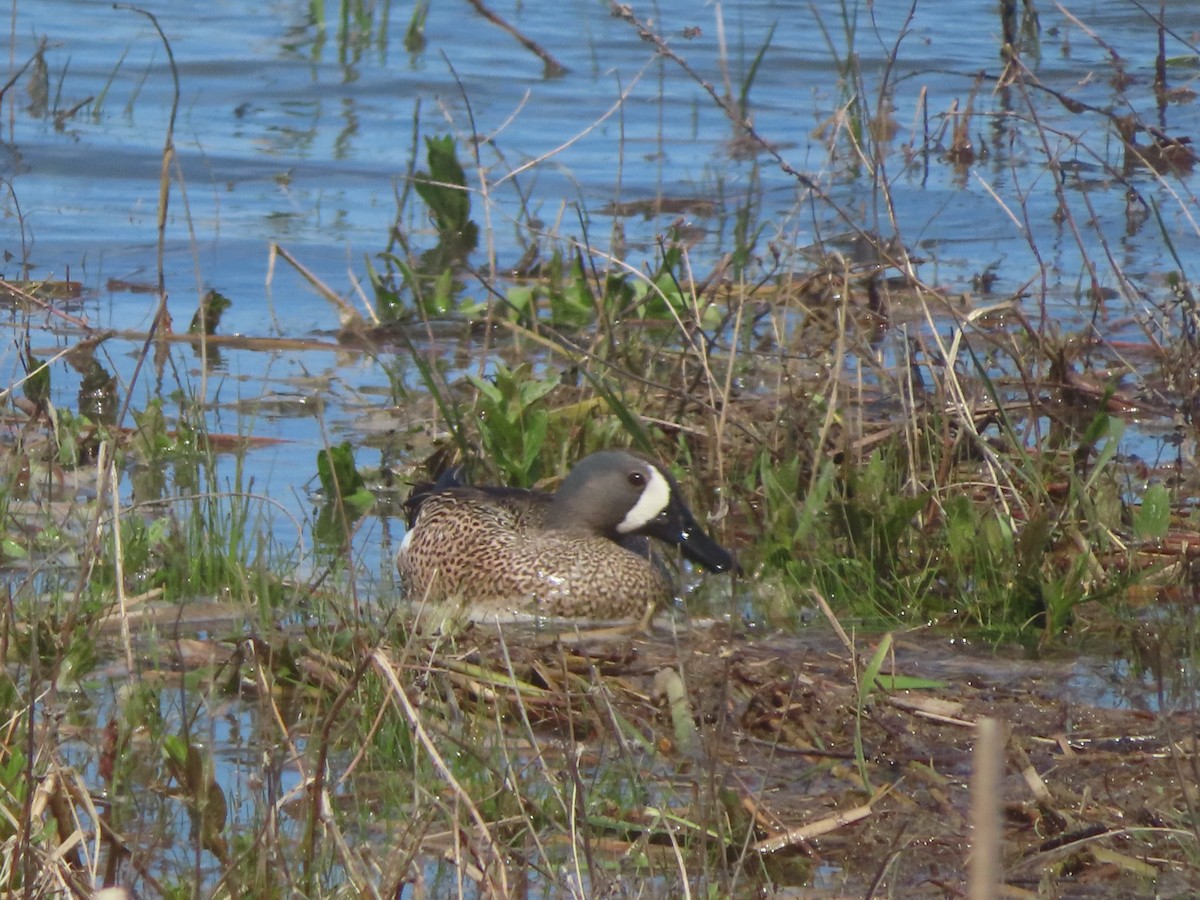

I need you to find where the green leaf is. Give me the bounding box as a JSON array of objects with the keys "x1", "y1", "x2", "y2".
[
  {"x1": 521, "y1": 414, "x2": 549, "y2": 472},
  {"x1": 1083, "y1": 415, "x2": 1123, "y2": 489},
  {"x1": 414, "y1": 135, "x2": 478, "y2": 249},
  {"x1": 519, "y1": 377, "x2": 558, "y2": 407},
  {"x1": 0, "y1": 539, "x2": 27, "y2": 561},
  {"x1": 162, "y1": 734, "x2": 188, "y2": 770},
  {"x1": 944, "y1": 494, "x2": 977, "y2": 564},
  {"x1": 873, "y1": 674, "x2": 947, "y2": 691},
  {"x1": 1134, "y1": 482, "x2": 1170, "y2": 540},
  {"x1": 739, "y1": 21, "x2": 777, "y2": 119},
  {"x1": 505, "y1": 284, "x2": 535, "y2": 317},
  {"x1": 344, "y1": 488, "x2": 376, "y2": 513},
  {"x1": 188, "y1": 289, "x2": 232, "y2": 335},
  {"x1": 23, "y1": 353, "x2": 49, "y2": 406},
  {"x1": 466, "y1": 374, "x2": 503, "y2": 404},
  {"x1": 1014, "y1": 513, "x2": 1051, "y2": 571},
  {"x1": 317, "y1": 442, "x2": 366, "y2": 498},
  {"x1": 859, "y1": 632, "x2": 893, "y2": 703}
]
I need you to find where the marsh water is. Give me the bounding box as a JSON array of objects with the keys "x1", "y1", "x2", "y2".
[{"x1": 4, "y1": 0, "x2": 1200, "y2": 893}]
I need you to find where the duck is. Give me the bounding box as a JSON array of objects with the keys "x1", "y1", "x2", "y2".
[{"x1": 397, "y1": 449, "x2": 736, "y2": 620}]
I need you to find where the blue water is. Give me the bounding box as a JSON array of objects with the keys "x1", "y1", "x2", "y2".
[{"x1": 9, "y1": 1, "x2": 1196, "y2": 325}]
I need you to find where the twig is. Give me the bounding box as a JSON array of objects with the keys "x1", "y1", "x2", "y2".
[
  {"x1": 0, "y1": 277, "x2": 93, "y2": 331},
  {"x1": 464, "y1": 0, "x2": 567, "y2": 76},
  {"x1": 107, "y1": 449, "x2": 135, "y2": 676},
  {"x1": 110, "y1": 3, "x2": 182, "y2": 431},
  {"x1": 969, "y1": 718, "x2": 1006, "y2": 900},
  {"x1": 371, "y1": 648, "x2": 513, "y2": 896},
  {"x1": 610, "y1": 3, "x2": 816, "y2": 191},
  {"x1": 752, "y1": 783, "x2": 894, "y2": 853},
  {"x1": 270, "y1": 243, "x2": 365, "y2": 327},
  {"x1": 0, "y1": 38, "x2": 46, "y2": 107}
]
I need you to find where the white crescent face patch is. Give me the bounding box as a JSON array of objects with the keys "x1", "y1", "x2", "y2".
[{"x1": 616, "y1": 464, "x2": 672, "y2": 534}]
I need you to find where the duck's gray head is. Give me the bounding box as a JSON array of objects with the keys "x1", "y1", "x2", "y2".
[{"x1": 544, "y1": 450, "x2": 736, "y2": 573}]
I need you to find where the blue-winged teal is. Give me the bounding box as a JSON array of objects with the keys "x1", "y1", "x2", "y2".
[{"x1": 397, "y1": 450, "x2": 735, "y2": 619}]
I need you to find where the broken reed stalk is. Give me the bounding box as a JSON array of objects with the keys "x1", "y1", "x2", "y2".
[
  {"x1": 370, "y1": 649, "x2": 513, "y2": 896},
  {"x1": 108, "y1": 3, "x2": 182, "y2": 437},
  {"x1": 464, "y1": 0, "x2": 566, "y2": 77},
  {"x1": 969, "y1": 717, "x2": 1004, "y2": 899}
]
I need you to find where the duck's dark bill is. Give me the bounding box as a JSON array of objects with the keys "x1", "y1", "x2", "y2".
[
  {"x1": 678, "y1": 525, "x2": 737, "y2": 573},
  {"x1": 644, "y1": 500, "x2": 738, "y2": 574}
]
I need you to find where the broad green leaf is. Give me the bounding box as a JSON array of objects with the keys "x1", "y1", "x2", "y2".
[{"x1": 1134, "y1": 482, "x2": 1170, "y2": 540}]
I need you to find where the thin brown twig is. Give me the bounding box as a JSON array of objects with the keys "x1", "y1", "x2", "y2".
[
  {"x1": 0, "y1": 38, "x2": 46, "y2": 107},
  {"x1": 610, "y1": 3, "x2": 816, "y2": 192},
  {"x1": 464, "y1": 0, "x2": 567, "y2": 76},
  {"x1": 371, "y1": 648, "x2": 513, "y2": 896},
  {"x1": 0, "y1": 278, "x2": 93, "y2": 331}
]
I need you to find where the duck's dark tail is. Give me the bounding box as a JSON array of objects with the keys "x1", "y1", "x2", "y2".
[{"x1": 402, "y1": 465, "x2": 467, "y2": 527}]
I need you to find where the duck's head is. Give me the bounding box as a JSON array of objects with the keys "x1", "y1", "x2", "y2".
[{"x1": 545, "y1": 450, "x2": 736, "y2": 574}]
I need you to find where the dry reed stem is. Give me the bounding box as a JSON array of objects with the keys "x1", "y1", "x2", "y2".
[
  {"x1": 486, "y1": 62, "x2": 650, "y2": 190},
  {"x1": 270, "y1": 243, "x2": 366, "y2": 327},
  {"x1": 0, "y1": 277, "x2": 91, "y2": 330},
  {"x1": 485, "y1": 630, "x2": 565, "y2": 881},
  {"x1": 370, "y1": 648, "x2": 512, "y2": 895},
  {"x1": 463, "y1": 0, "x2": 567, "y2": 76},
  {"x1": 968, "y1": 717, "x2": 1005, "y2": 900},
  {"x1": 810, "y1": 587, "x2": 855, "y2": 657},
  {"x1": 751, "y1": 789, "x2": 887, "y2": 854},
  {"x1": 106, "y1": 451, "x2": 134, "y2": 676}
]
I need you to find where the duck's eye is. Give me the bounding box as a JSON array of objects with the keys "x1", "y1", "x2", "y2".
[{"x1": 628, "y1": 471, "x2": 646, "y2": 487}]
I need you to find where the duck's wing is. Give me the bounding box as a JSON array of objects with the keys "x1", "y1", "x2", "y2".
[
  {"x1": 403, "y1": 475, "x2": 554, "y2": 531},
  {"x1": 402, "y1": 466, "x2": 467, "y2": 528}
]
